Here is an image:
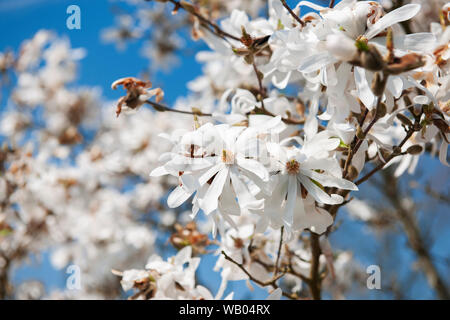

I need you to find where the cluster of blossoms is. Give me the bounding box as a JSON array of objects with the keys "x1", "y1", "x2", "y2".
[
  {"x1": 0, "y1": 31, "x2": 195, "y2": 299},
  {"x1": 1, "y1": 0, "x2": 449, "y2": 301},
  {"x1": 110, "y1": 0, "x2": 449, "y2": 299},
  {"x1": 112, "y1": 0, "x2": 449, "y2": 238}
]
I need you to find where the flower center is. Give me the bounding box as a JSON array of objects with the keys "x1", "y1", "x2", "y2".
[
  {"x1": 286, "y1": 159, "x2": 300, "y2": 175},
  {"x1": 222, "y1": 149, "x2": 235, "y2": 164},
  {"x1": 355, "y1": 36, "x2": 369, "y2": 52}
]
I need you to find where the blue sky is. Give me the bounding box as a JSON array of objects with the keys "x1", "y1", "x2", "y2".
[{"x1": 1, "y1": 0, "x2": 448, "y2": 300}]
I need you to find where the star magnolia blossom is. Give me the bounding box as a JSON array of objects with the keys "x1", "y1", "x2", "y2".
[
  {"x1": 262, "y1": 134, "x2": 357, "y2": 234},
  {"x1": 2, "y1": 0, "x2": 450, "y2": 302},
  {"x1": 151, "y1": 120, "x2": 275, "y2": 222}
]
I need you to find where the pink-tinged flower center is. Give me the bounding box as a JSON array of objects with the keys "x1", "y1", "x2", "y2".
[
  {"x1": 222, "y1": 150, "x2": 235, "y2": 164},
  {"x1": 286, "y1": 159, "x2": 300, "y2": 175}
]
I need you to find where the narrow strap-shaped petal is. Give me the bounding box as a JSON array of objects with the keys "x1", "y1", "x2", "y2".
[
  {"x1": 298, "y1": 175, "x2": 343, "y2": 205},
  {"x1": 236, "y1": 157, "x2": 269, "y2": 182},
  {"x1": 300, "y1": 169, "x2": 358, "y2": 191},
  {"x1": 298, "y1": 52, "x2": 336, "y2": 74},
  {"x1": 167, "y1": 185, "x2": 193, "y2": 208},
  {"x1": 365, "y1": 4, "x2": 421, "y2": 39},
  {"x1": 199, "y1": 167, "x2": 229, "y2": 215},
  {"x1": 354, "y1": 67, "x2": 375, "y2": 110},
  {"x1": 284, "y1": 176, "x2": 298, "y2": 230},
  {"x1": 198, "y1": 162, "x2": 223, "y2": 186}
]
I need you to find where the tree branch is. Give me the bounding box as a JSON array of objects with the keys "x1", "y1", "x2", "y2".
[
  {"x1": 275, "y1": 226, "x2": 284, "y2": 275},
  {"x1": 168, "y1": 0, "x2": 241, "y2": 42},
  {"x1": 309, "y1": 232, "x2": 322, "y2": 300},
  {"x1": 280, "y1": 0, "x2": 305, "y2": 27},
  {"x1": 221, "y1": 250, "x2": 299, "y2": 300},
  {"x1": 145, "y1": 100, "x2": 212, "y2": 117}
]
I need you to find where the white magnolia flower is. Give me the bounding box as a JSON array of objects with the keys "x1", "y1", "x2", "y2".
[
  {"x1": 263, "y1": 135, "x2": 357, "y2": 233},
  {"x1": 151, "y1": 122, "x2": 271, "y2": 218}
]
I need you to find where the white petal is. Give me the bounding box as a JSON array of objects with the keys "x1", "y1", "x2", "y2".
[
  {"x1": 413, "y1": 95, "x2": 430, "y2": 105},
  {"x1": 365, "y1": 4, "x2": 421, "y2": 39},
  {"x1": 439, "y1": 140, "x2": 449, "y2": 167},
  {"x1": 353, "y1": 140, "x2": 368, "y2": 174},
  {"x1": 294, "y1": 1, "x2": 325, "y2": 11},
  {"x1": 198, "y1": 163, "x2": 223, "y2": 186},
  {"x1": 354, "y1": 67, "x2": 375, "y2": 110},
  {"x1": 175, "y1": 246, "x2": 192, "y2": 265},
  {"x1": 298, "y1": 175, "x2": 343, "y2": 205},
  {"x1": 326, "y1": 34, "x2": 357, "y2": 62},
  {"x1": 167, "y1": 185, "x2": 193, "y2": 208},
  {"x1": 294, "y1": 196, "x2": 333, "y2": 234},
  {"x1": 298, "y1": 52, "x2": 336, "y2": 74},
  {"x1": 284, "y1": 176, "x2": 297, "y2": 229},
  {"x1": 199, "y1": 168, "x2": 229, "y2": 215},
  {"x1": 237, "y1": 157, "x2": 269, "y2": 182},
  {"x1": 230, "y1": 167, "x2": 264, "y2": 211},
  {"x1": 271, "y1": 70, "x2": 292, "y2": 89},
  {"x1": 387, "y1": 76, "x2": 403, "y2": 99},
  {"x1": 301, "y1": 158, "x2": 342, "y2": 177},
  {"x1": 300, "y1": 169, "x2": 358, "y2": 191},
  {"x1": 403, "y1": 33, "x2": 436, "y2": 52},
  {"x1": 150, "y1": 165, "x2": 169, "y2": 177}
]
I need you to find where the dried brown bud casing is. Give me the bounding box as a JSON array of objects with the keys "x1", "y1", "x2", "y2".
[
  {"x1": 386, "y1": 53, "x2": 425, "y2": 75},
  {"x1": 396, "y1": 113, "x2": 413, "y2": 127},
  {"x1": 356, "y1": 126, "x2": 365, "y2": 140},
  {"x1": 371, "y1": 72, "x2": 387, "y2": 97},
  {"x1": 375, "y1": 102, "x2": 387, "y2": 119},
  {"x1": 347, "y1": 165, "x2": 359, "y2": 181},
  {"x1": 406, "y1": 145, "x2": 423, "y2": 155},
  {"x1": 360, "y1": 45, "x2": 385, "y2": 71}
]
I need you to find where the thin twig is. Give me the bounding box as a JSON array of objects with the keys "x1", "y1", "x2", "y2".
[
  {"x1": 145, "y1": 100, "x2": 212, "y2": 117},
  {"x1": 252, "y1": 62, "x2": 266, "y2": 110},
  {"x1": 221, "y1": 251, "x2": 284, "y2": 286},
  {"x1": 355, "y1": 132, "x2": 413, "y2": 185},
  {"x1": 169, "y1": 0, "x2": 241, "y2": 42},
  {"x1": 343, "y1": 74, "x2": 388, "y2": 179},
  {"x1": 274, "y1": 226, "x2": 284, "y2": 275},
  {"x1": 280, "y1": 0, "x2": 305, "y2": 27},
  {"x1": 221, "y1": 250, "x2": 298, "y2": 299}
]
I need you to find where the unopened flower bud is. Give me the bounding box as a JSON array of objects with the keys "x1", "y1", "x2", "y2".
[
  {"x1": 396, "y1": 113, "x2": 413, "y2": 127},
  {"x1": 380, "y1": 148, "x2": 391, "y2": 161},
  {"x1": 432, "y1": 117, "x2": 450, "y2": 134},
  {"x1": 232, "y1": 47, "x2": 250, "y2": 56},
  {"x1": 240, "y1": 26, "x2": 253, "y2": 47},
  {"x1": 356, "y1": 126, "x2": 365, "y2": 140},
  {"x1": 360, "y1": 45, "x2": 385, "y2": 71},
  {"x1": 375, "y1": 102, "x2": 387, "y2": 119},
  {"x1": 244, "y1": 54, "x2": 254, "y2": 64},
  {"x1": 406, "y1": 145, "x2": 423, "y2": 155},
  {"x1": 347, "y1": 165, "x2": 359, "y2": 181},
  {"x1": 371, "y1": 72, "x2": 386, "y2": 97},
  {"x1": 392, "y1": 146, "x2": 402, "y2": 155},
  {"x1": 403, "y1": 95, "x2": 413, "y2": 108}
]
